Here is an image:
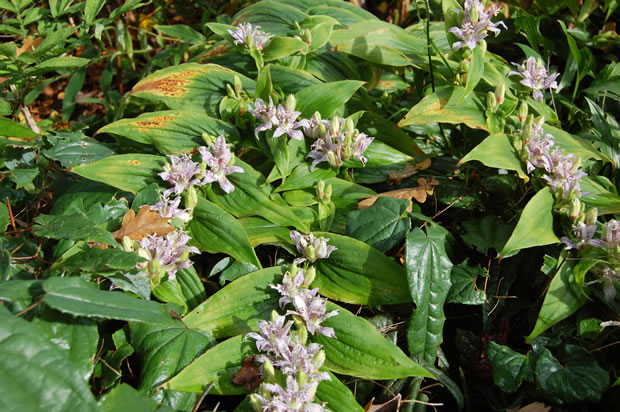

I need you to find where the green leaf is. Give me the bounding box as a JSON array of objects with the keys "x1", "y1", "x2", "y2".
[
  {"x1": 398, "y1": 87, "x2": 488, "y2": 131},
  {"x1": 275, "y1": 162, "x2": 336, "y2": 193},
  {"x1": 71, "y1": 154, "x2": 166, "y2": 194},
  {"x1": 62, "y1": 67, "x2": 87, "y2": 121},
  {"x1": 33, "y1": 214, "x2": 116, "y2": 245},
  {"x1": 315, "y1": 372, "x2": 364, "y2": 412},
  {"x1": 97, "y1": 384, "x2": 175, "y2": 412},
  {"x1": 32, "y1": 56, "x2": 90, "y2": 73},
  {"x1": 130, "y1": 63, "x2": 255, "y2": 116},
  {"x1": 544, "y1": 124, "x2": 608, "y2": 163},
  {"x1": 155, "y1": 24, "x2": 206, "y2": 44},
  {"x1": 0, "y1": 279, "x2": 43, "y2": 303},
  {"x1": 269, "y1": 64, "x2": 321, "y2": 93},
  {"x1": 313, "y1": 233, "x2": 411, "y2": 305},
  {"x1": 0, "y1": 201, "x2": 9, "y2": 232},
  {"x1": 486, "y1": 342, "x2": 531, "y2": 393},
  {"x1": 0, "y1": 305, "x2": 98, "y2": 412},
  {"x1": 535, "y1": 345, "x2": 609, "y2": 403},
  {"x1": 33, "y1": 308, "x2": 99, "y2": 381},
  {"x1": 263, "y1": 36, "x2": 308, "y2": 61},
  {"x1": 330, "y1": 20, "x2": 426, "y2": 66},
  {"x1": 188, "y1": 197, "x2": 261, "y2": 268},
  {"x1": 60, "y1": 245, "x2": 145, "y2": 273},
  {"x1": 232, "y1": 1, "x2": 308, "y2": 35},
  {"x1": 239, "y1": 217, "x2": 292, "y2": 247},
  {"x1": 84, "y1": 0, "x2": 105, "y2": 26},
  {"x1": 44, "y1": 140, "x2": 116, "y2": 168},
  {"x1": 314, "y1": 302, "x2": 433, "y2": 379},
  {"x1": 405, "y1": 226, "x2": 452, "y2": 364},
  {"x1": 499, "y1": 187, "x2": 560, "y2": 258},
  {"x1": 527, "y1": 259, "x2": 586, "y2": 341},
  {"x1": 462, "y1": 46, "x2": 485, "y2": 101},
  {"x1": 176, "y1": 266, "x2": 206, "y2": 312},
  {"x1": 130, "y1": 319, "x2": 215, "y2": 397},
  {"x1": 460, "y1": 215, "x2": 514, "y2": 255},
  {"x1": 165, "y1": 334, "x2": 254, "y2": 394},
  {"x1": 295, "y1": 80, "x2": 364, "y2": 119},
  {"x1": 206, "y1": 160, "x2": 309, "y2": 232},
  {"x1": 183, "y1": 267, "x2": 283, "y2": 339},
  {"x1": 42, "y1": 277, "x2": 172, "y2": 323},
  {"x1": 254, "y1": 64, "x2": 273, "y2": 101},
  {"x1": 458, "y1": 133, "x2": 528, "y2": 179},
  {"x1": 357, "y1": 113, "x2": 424, "y2": 158},
  {"x1": 346, "y1": 196, "x2": 410, "y2": 253},
  {"x1": 447, "y1": 260, "x2": 486, "y2": 305},
  {"x1": 0, "y1": 117, "x2": 38, "y2": 138},
  {"x1": 98, "y1": 110, "x2": 239, "y2": 155},
  {"x1": 580, "y1": 176, "x2": 620, "y2": 215}
]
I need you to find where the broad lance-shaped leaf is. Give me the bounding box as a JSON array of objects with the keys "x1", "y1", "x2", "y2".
[
  {"x1": 405, "y1": 226, "x2": 452, "y2": 364},
  {"x1": 188, "y1": 197, "x2": 261, "y2": 268},
  {"x1": 462, "y1": 45, "x2": 485, "y2": 101},
  {"x1": 129, "y1": 319, "x2": 215, "y2": 399},
  {"x1": 499, "y1": 187, "x2": 560, "y2": 258},
  {"x1": 458, "y1": 133, "x2": 528, "y2": 180},
  {"x1": 398, "y1": 86, "x2": 488, "y2": 131},
  {"x1": 314, "y1": 302, "x2": 433, "y2": 379},
  {"x1": 239, "y1": 217, "x2": 292, "y2": 247},
  {"x1": 42, "y1": 277, "x2": 172, "y2": 323},
  {"x1": 98, "y1": 110, "x2": 239, "y2": 155},
  {"x1": 183, "y1": 267, "x2": 283, "y2": 339},
  {"x1": 527, "y1": 259, "x2": 586, "y2": 341},
  {"x1": 295, "y1": 80, "x2": 364, "y2": 119},
  {"x1": 0, "y1": 305, "x2": 98, "y2": 412},
  {"x1": 97, "y1": 384, "x2": 176, "y2": 412},
  {"x1": 312, "y1": 232, "x2": 411, "y2": 305},
  {"x1": 71, "y1": 154, "x2": 166, "y2": 194},
  {"x1": 206, "y1": 159, "x2": 309, "y2": 232},
  {"x1": 130, "y1": 63, "x2": 255, "y2": 116}
]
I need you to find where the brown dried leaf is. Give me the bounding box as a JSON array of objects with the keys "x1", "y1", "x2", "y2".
[
  {"x1": 387, "y1": 158, "x2": 432, "y2": 185},
  {"x1": 112, "y1": 205, "x2": 174, "y2": 241},
  {"x1": 358, "y1": 177, "x2": 439, "y2": 211},
  {"x1": 364, "y1": 393, "x2": 401, "y2": 412},
  {"x1": 16, "y1": 36, "x2": 43, "y2": 57},
  {"x1": 507, "y1": 402, "x2": 551, "y2": 412}
]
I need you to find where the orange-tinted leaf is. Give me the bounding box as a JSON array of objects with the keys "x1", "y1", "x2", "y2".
[
  {"x1": 358, "y1": 177, "x2": 439, "y2": 211},
  {"x1": 387, "y1": 158, "x2": 431, "y2": 185},
  {"x1": 112, "y1": 205, "x2": 174, "y2": 241}
]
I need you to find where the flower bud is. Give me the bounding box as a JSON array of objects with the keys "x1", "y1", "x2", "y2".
[
  {"x1": 226, "y1": 83, "x2": 236, "y2": 98},
  {"x1": 285, "y1": 94, "x2": 296, "y2": 113},
  {"x1": 303, "y1": 266, "x2": 316, "y2": 287},
  {"x1": 296, "y1": 369, "x2": 307, "y2": 386},
  {"x1": 179, "y1": 247, "x2": 190, "y2": 263},
  {"x1": 313, "y1": 350, "x2": 326, "y2": 369},
  {"x1": 202, "y1": 132, "x2": 215, "y2": 146},
  {"x1": 316, "y1": 180, "x2": 325, "y2": 199},
  {"x1": 585, "y1": 208, "x2": 598, "y2": 226},
  {"x1": 200, "y1": 161, "x2": 207, "y2": 176},
  {"x1": 249, "y1": 394, "x2": 264, "y2": 412},
  {"x1": 186, "y1": 186, "x2": 198, "y2": 210},
  {"x1": 300, "y1": 28, "x2": 312, "y2": 45},
  {"x1": 344, "y1": 117, "x2": 355, "y2": 138},
  {"x1": 569, "y1": 197, "x2": 583, "y2": 222},
  {"x1": 329, "y1": 116, "x2": 340, "y2": 137},
  {"x1": 233, "y1": 75, "x2": 243, "y2": 94},
  {"x1": 305, "y1": 244, "x2": 316, "y2": 262},
  {"x1": 495, "y1": 83, "x2": 505, "y2": 105},
  {"x1": 270, "y1": 310, "x2": 280, "y2": 323},
  {"x1": 470, "y1": 5, "x2": 479, "y2": 25},
  {"x1": 137, "y1": 247, "x2": 151, "y2": 262},
  {"x1": 325, "y1": 184, "x2": 332, "y2": 201},
  {"x1": 289, "y1": 262, "x2": 299, "y2": 276},
  {"x1": 518, "y1": 101, "x2": 528, "y2": 122},
  {"x1": 522, "y1": 114, "x2": 534, "y2": 142},
  {"x1": 148, "y1": 258, "x2": 162, "y2": 277},
  {"x1": 487, "y1": 91, "x2": 497, "y2": 112},
  {"x1": 327, "y1": 151, "x2": 339, "y2": 168},
  {"x1": 292, "y1": 315, "x2": 308, "y2": 345},
  {"x1": 122, "y1": 235, "x2": 134, "y2": 252},
  {"x1": 262, "y1": 359, "x2": 276, "y2": 383}
]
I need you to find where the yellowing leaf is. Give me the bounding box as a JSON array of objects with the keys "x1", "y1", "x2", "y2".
[
  {"x1": 358, "y1": 177, "x2": 439, "y2": 211},
  {"x1": 112, "y1": 205, "x2": 174, "y2": 241}
]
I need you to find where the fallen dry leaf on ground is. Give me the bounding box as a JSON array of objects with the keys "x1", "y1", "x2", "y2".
[
  {"x1": 387, "y1": 158, "x2": 431, "y2": 185},
  {"x1": 358, "y1": 177, "x2": 439, "y2": 211},
  {"x1": 364, "y1": 393, "x2": 401, "y2": 412},
  {"x1": 112, "y1": 205, "x2": 174, "y2": 241},
  {"x1": 507, "y1": 402, "x2": 551, "y2": 412}
]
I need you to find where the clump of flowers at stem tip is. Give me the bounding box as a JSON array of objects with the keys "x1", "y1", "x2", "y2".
[
  {"x1": 290, "y1": 230, "x2": 337, "y2": 264},
  {"x1": 306, "y1": 115, "x2": 374, "y2": 170},
  {"x1": 250, "y1": 95, "x2": 309, "y2": 140},
  {"x1": 159, "y1": 153, "x2": 201, "y2": 196},
  {"x1": 150, "y1": 192, "x2": 191, "y2": 222},
  {"x1": 198, "y1": 135, "x2": 244, "y2": 194},
  {"x1": 449, "y1": 0, "x2": 506, "y2": 51},
  {"x1": 128, "y1": 230, "x2": 199, "y2": 285},
  {"x1": 228, "y1": 22, "x2": 273, "y2": 50},
  {"x1": 509, "y1": 56, "x2": 559, "y2": 102}
]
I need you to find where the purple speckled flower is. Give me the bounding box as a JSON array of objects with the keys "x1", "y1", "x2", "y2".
[
  {"x1": 250, "y1": 97, "x2": 309, "y2": 140},
  {"x1": 159, "y1": 153, "x2": 201, "y2": 196},
  {"x1": 351, "y1": 133, "x2": 374, "y2": 166},
  {"x1": 151, "y1": 192, "x2": 191, "y2": 222},
  {"x1": 198, "y1": 136, "x2": 243, "y2": 194},
  {"x1": 524, "y1": 123, "x2": 554, "y2": 173},
  {"x1": 290, "y1": 231, "x2": 337, "y2": 264},
  {"x1": 255, "y1": 375, "x2": 325, "y2": 412},
  {"x1": 246, "y1": 315, "x2": 294, "y2": 354},
  {"x1": 287, "y1": 288, "x2": 339, "y2": 338},
  {"x1": 136, "y1": 230, "x2": 199, "y2": 281},
  {"x1": 449, "y1": 0, "x2": 506, "y2": 51},
  {"x1": 249, "y1": 97, "x2": 278, "y2": 137},
  {"x1": 303, "y1": 113, "x2": 329, "y2": 139},
  {"x1": 602, "y1": 219, "x2": 620, "y2": 249},
  {"x1": 270, "y1": 269, "x2": 305, "y2": 309},
  {"x1": 307, "y1": 134, "x2": 343, "y2": 170},
  {"x1": 561, "y1": 222, "x2": 606, "y2": 250},
  {"x1": 541, "y1": 149, "x2": 587, "y2": 199},
  {"x1": 228, "y1": 23, "x2": 273, "y2": 50},
  {"x1": 509, "y1": 56, "x2": 560, "y2": 101}
]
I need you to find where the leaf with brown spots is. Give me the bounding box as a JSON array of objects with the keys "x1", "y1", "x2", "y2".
[
  {"x1": 358, "y1": 177, "x2": 439, "y2": 211},
  {"x1": 112, "y1": 205, "x2": 174, "y2": 241}
]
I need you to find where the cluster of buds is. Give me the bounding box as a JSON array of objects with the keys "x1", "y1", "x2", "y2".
[
  {"x1": 290, "y1": 230, "x2": 337, "y2": 265},
  {"x1": 486, "y1": 83, "x2": 506, "y2": 113},
  {"x1": 509, "y1": 56, "x2": 559, "y2": 102},
  {"x1": 159, "y1": 135, "x2": 244, "y2": 196},
  {"x1": 518, "y1": 116, "x2": 586, "y2": 200},
  {"x1": 228, "y1": 23, "x2": 274, "y2": 51},
  {"x1": 448, "y1": 0, "x2": 506, "y2": 51},
  {"x1": 122, "y1": 230, "x2": 199, "y2": 286},
  {"x1": 247, "y1": 239, "x2": 339, "y2": 411},
  {"x1": 306, "y1": 114, "x2": 374, "y2": 170},
  {"x1": 250, "y1": 95, "x2": 309, "y2": 140}
]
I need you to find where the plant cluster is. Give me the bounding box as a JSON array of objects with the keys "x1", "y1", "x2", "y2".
[{"x1": 1, "y1": 0, "x2": 619, "y2": 411}]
